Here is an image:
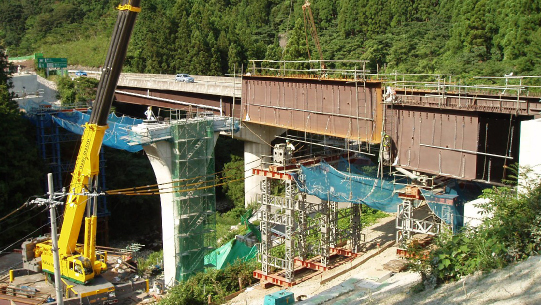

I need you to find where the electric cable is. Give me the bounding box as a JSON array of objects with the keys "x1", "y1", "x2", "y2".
[
  {"x1": 120, "y1": 178, "x2": 245, "y2": 196},
  {"x1": 106, "y1": 156, "x2": 262, "y2": 195},
  {"x1": 108, "y1": 171, "x2": 243, "y2": 196},
  {"x1": 0, "y1": 206, "x2": 48, "y2": 236},
  {"x1": 0, "y1": 212, "x2": 61, "y2": 255},
  {"x1": 0, "y1": 195, "x2": 41, "y2": 224}
]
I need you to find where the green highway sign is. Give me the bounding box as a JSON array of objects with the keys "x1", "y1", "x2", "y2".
[{"x1": 37, "y1": 58, "x2": 68, "y2": 69}]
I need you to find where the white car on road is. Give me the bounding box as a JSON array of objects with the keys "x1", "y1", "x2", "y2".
[{"x1": 175, "y1": 74, "x2": 194, "y2": 83}]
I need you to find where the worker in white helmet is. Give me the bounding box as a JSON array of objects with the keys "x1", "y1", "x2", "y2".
[
  {"x1": 145, "y1": 106, "x2": 156, "y2": 121},
  {"x1": 286, "y1": 139, "x2": 295, "y2": 151}
]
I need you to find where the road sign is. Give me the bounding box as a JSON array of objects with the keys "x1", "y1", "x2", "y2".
[{"x1": 37, "y1": 58, "x2": 68, "y2": 69}]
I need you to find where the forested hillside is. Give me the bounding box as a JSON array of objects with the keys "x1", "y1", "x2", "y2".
[{"x1": 1, "y1": 0, "x2": 540, "y2": 78}]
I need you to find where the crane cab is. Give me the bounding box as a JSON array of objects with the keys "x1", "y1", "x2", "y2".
[{"x1": 63, "y1": 256, "x2": 94, "y2": 284}]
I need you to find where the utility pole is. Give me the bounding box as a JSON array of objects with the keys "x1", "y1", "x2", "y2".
[
  {"x1": 47, "y1": 173, "x2": 64, "y2": 305},
  {"x1": 30, "y1": 174, "x2": 65, "y2": 304}
]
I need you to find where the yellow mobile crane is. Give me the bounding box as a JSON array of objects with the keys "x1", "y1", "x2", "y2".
[{"x1": 22, "y1": 0, "x2": 141, "y2": 286}]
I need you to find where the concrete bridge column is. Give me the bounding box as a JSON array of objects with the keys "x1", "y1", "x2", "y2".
[
  {"x1": 142, "y1": 130, "x2": 220, "y2": 287},
  {"x1": 244, "y1": 141, "x2": 270, "y2": 206},
  {"x1": 235, "y1": 122, "x2": 285, "y2": 208},
  {"x1": 142, "y1": 141, "x2": 176, "y2": 287}
]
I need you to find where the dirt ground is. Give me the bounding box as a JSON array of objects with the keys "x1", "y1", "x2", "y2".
[
  {"x1": 372, "y1": 255, "x2": 541, "y2": 305},
  {"x1": 225, "y1": 207, "x2": 541, "y2": 305},
  {"x1": 225, "y1": 214, "x2": 411, "y2": 305}
]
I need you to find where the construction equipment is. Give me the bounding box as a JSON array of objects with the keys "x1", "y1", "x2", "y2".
[
  {"x1": 302, "y1": 0, "x2": 325, "y2": 70},
  {"x1": 22, "y1": 0, "x2": 141, "y2": 288}
]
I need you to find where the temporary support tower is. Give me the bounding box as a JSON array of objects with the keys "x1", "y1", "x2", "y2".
[{"x1": 253, "y1": 162, "x2": 365, "y2": 286}]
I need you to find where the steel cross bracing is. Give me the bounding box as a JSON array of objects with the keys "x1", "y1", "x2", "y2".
[
  {"x1": 350, "y1": 203, "x2": 363, "y2": 253},
  {"x1": 284, "y1": 180, "x2": 295, "y2": 281},
  {"x1": 320, "y1": 201, "x2": 330, "y2": 266},
  {"x1": 258, "y1": 177, "x2": 296, "y2": 282},
  {"x1": 329, "y1": 201, "x2": 338, "y2": 247},
  {"x1": 255, "y1": 168, "x2": 366, "y2": 285},
  {"x1": 254, "y1": 194, "x2": 323, "y2": 214},
  {"x1": 396, "y1": 199, "x2": 441, "y2": 249},
  {"x1": 297, "y1": 193, "x2": 308, "y2": 261},
  {"x1": 259, "y1": 178, "x2": 271, "y2": 275}
]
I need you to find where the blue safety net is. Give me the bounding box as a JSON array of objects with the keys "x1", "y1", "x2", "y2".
[
  {"x1": 421, "y1": 180, "x2": 486, "y2": 232},
  {"x1": 296, "y1": 158, "x2": 487, "y2": 232},
  {"x1": 52, "y1": 110, "x2": 143, "y2": 152},
  {"x1": 294, "y1": 159, "x2": 403, "y2": 212}
]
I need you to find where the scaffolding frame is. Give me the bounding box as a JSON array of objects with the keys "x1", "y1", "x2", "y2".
[
  {"x1": 254, "y1": 163, "x2": 365, "y2": 286},
  {"x1": 170, "y1": 120, "x2": 216, "y2": 282},
  {"x1": 31, "y1": 108, "x2": 110, "y2": 217},
  {"x1": 395, "y1": 198, "x2": 442, "y2": 249}
]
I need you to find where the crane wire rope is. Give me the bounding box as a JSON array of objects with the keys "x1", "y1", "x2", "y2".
[
  {"x1": 281, "y1": 0, "x2": 296, "y2": 60},
  {"x1": 240, "y1": 122, "x2": 274, "y2": 147}
]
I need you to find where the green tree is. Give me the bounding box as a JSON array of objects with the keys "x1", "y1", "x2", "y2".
[
  {"x1": 0, "y1": 49, "x2": 45, "y2": 250},
  {"x1": 283, "y1": 18, "x2": 309, "y2": 72},
  {"x1": 409, "y1": 166, "x2": 541, "y2": 288},
  {"x1": 221, "y1": 155, "x2": 244, "y2": 209},
  {"x1": 56, "y1": 76, "x2": 99, "y2": 106}
]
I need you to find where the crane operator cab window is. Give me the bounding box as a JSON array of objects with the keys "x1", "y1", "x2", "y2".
[
  {"x1": 69, "y1": 257, "x2": 92, "y2": 277},
  {"x1": 69, "y1": 260, "x2": 84, "y2": 276},
  {"x1": 78, "y1": 257, "x2": 93, "y2": 275}
]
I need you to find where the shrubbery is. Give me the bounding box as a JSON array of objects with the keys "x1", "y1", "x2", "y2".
[
  {"x1": 409, "y1": 166, "x2": 541, "y2": 289},
  {"x1": 160, "y1": 260, "x2": 259, "y2": 305}
]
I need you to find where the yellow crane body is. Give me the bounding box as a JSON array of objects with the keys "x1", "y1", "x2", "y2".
[{"x1": 34, "y1": 123, "x2": 108, "y2": 284}]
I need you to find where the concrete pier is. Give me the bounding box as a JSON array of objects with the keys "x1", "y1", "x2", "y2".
[{"x1": 233, "y1": 122, "x2": 285, "y2": 207}]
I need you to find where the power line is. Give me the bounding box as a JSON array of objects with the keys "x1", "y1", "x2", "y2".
[
  {"x1": 0, "y1": 212, "x2": 61, "y2": 255},
  {"x1": 0, "y1": 195, "x2": 40, "y2": 224},
  {"x1": 118, "y1": 178, "x2": 245, "y2": 196},
  {"x1": 0, "y1": 206, "x2": 48, "y2": 236},
  {"x1": 106, "y1": 156, "x2": 261, "y2": 195}
]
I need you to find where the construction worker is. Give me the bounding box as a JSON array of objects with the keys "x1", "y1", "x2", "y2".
[
  {"x1": 286, "y1": 139, "x2": 295, "y2": 151},
  {"x1": 144, "y1": 106, "x2": 156, "y2": 121}
]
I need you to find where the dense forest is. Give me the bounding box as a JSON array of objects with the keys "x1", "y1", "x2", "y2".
[
  {"x1": 0, "y1": 50, "x2": 46, "y2": 250},
  {"x1": 1, "y1": 0, "x2": 540, "y2": 79}
]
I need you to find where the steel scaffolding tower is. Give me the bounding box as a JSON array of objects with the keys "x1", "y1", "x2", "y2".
[
  {"x1": 31, "y1": 108, "x2": 110, "y2": 218},
  {"x1": 171, "y1": 119, "x2": 216, "y2": 282},
  {"x1": 395, "y1": 187, "x2": 442, "y2": 249},
  {"x1": 253, "y1": 156, "x2": 366, "y2": 286}
]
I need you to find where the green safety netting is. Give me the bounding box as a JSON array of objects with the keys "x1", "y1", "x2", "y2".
[
  {"x1": 241, "y1": 209, "x2": 261, "y2": 242},
  {"x1": 171, "y1": 120, "x2": 217, "y2": 281},
  {"x1": 204, "y1": 239, "x2": 257, "y2": 270}
]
